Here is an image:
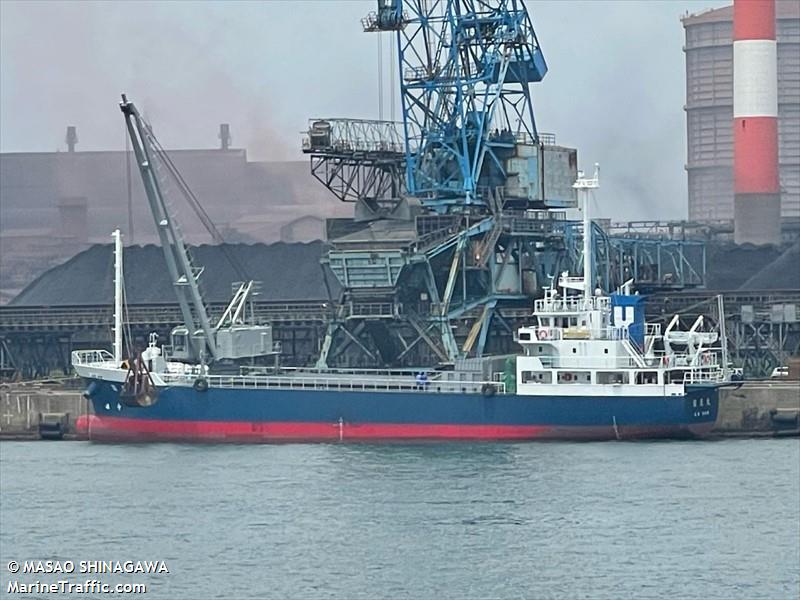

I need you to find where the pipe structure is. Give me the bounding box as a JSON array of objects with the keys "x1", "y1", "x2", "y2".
[{"x1": 733, "y1": 0, "x2": 781, "y2": 245}]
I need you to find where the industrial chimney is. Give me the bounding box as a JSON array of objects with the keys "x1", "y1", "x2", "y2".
[
  {"x1": 733, "y1": 0, "x2": 781, "y2": 245},
  {"x1": 65, "y1": 126, "x2": 78, "y2": 153},
  {"x1": 219, "y1": 123, "x2": 231, "y2": 150}
]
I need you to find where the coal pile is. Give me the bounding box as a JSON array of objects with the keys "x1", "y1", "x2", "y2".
[
  {"x1": 13, "y1": 237, "x2": 799, "y2": 307},
  {"x1": 11, "y1": 241, "x2": 340, "y2": 306},
  {"x1": 704, "y1": 242, "x2": 785, "y2": 290},
  {"x1": 739, "y1": 241, "x2": 800, "y2": 291}
]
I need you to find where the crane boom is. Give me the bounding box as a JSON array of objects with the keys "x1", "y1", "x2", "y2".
[{"x1": 120, "y1": 94, "x2": 218, "y2": 361}]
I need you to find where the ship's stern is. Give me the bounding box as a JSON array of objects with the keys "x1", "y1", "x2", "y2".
[{"x1": 684, "y1": 384, "x2": 721, "y2": 437}]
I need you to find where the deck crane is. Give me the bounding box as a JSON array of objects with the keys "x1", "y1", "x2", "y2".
[{"x1": 120, "y1": 94, "x2": 275, "y2": 365}]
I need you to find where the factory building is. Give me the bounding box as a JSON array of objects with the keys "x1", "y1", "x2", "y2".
[
  {"x1": 683, "y1": 1, "x2": 800, "y2": 224},
  {"x1": 0, "y1": 126, "x2": 350, "y2": 301}
]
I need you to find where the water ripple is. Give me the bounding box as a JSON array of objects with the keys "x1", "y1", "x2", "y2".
[{"x1": 1, "y1": 439, "x2": 798, "y2": 600}]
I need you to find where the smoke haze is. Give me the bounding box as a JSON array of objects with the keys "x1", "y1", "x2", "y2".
[{"x1": 0, "y1": 0, "x2": 725, "y2": 220}]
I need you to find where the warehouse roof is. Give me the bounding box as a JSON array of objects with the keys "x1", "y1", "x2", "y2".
[{"x1": 11, "y1": 241, "x2": 340, "y2": 306}]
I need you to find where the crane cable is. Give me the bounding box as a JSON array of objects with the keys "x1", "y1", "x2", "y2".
[{"x1": 139, "y1": 119, "x2": 250, "y2": 283}]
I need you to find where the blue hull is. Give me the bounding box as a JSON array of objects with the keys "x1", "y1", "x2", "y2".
[{"x1": 79, "y1": 379, "x2": 719, "y2": 442}]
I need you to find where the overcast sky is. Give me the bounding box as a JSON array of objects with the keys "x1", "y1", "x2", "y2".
[{"x1": 0, "y1": 0, "x2": 726, "y2": 220}]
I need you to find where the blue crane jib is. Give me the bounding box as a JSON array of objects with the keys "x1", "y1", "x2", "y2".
[{"x1": 363, "y1": 0, "x2": 566, "y2": 213}]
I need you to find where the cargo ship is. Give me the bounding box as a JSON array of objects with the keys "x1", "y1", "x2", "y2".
[
  {"x1": 73, "y1": 273, "x2": 725, "y2": 442},
  {"x1": 72, "y1": 96, "x2": 727, "y2": 442}
]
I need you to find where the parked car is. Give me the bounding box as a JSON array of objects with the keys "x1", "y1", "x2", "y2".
[{"x1": 771, "y1": 366, "x2": 789, "y2": 379}]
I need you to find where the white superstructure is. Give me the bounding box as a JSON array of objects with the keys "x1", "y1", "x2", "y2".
[
  {"x1": 515, "y1": 164, "x2": 726, "y2": 397},
  {"x1": 515, "y1": 275, "x2": 726, "y2": 397}
]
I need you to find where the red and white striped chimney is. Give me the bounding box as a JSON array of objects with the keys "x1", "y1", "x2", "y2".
[{"x1": 733, "y1": 0, "x2": 781, "y2": 245}]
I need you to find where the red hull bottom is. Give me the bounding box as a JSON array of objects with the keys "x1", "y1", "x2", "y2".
[{"x1": 75, "y1": 415, "x2": 712, "y2": 443}]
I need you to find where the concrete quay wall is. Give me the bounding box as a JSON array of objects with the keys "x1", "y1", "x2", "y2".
[
  {"x1": 0, "y1": 385, "x2": 86, "y2": 437},
  {"x1": 716, "y1": 381, "x2": 800, "y2": 435},
  {"x1": 0, "y1": 380, "x2": 797, "y2": 439}
]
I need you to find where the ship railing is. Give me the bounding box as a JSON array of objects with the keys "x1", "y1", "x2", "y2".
[
  {"x1": 534, "y1": 295, "x2": 609, "y2": 314},
  {"x1": 71, "y1": 349, "x2": 115, "y2": 367},
  {"x1": 656, "y1": 349, "x2": 720, "y2": 369},
  {"x1": 600, "y1": 327, "x2": 634, "y2": 341},
  {"x1": 158, "y1": 373, "x2": 505, "y2": 395},
  {"x1": 247, "y1": 366, "x2": 438, "y2": 378},
  {"x1": 344, "y1": 302, "x2": 398, "y2": 318},
  {"x1": 646, "y1": 323, "x2": 662, "y2": 336},
  {"x1": 537, "y1": 356, "x2": 644, "y2": 370},
  {"x1": 683, "y1": 366, "x2": 725, "y2": 384},
  {"x1": 536, "y1": 353, "x2": 725, "y2": 375},
  {"x1": 519, "y1": 326, "x2": 637, "y2": 344},
  {"x1": 164, "y1": 362, "x2": 205, "y2": 376}
]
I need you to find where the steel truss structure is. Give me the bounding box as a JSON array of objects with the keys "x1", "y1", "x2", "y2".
[
  {"x1": 365, "y1": 0, "x2": 547, "y2": 211},
  {"x1": 304, "y1": 0, "x2": 708, "y2": 368},
  {"x1": 648, "y1": 291, "x2": 800, "y2": 378},
  {"x1": 303, "y1": 118, "x2": 407, "y2": 218}
]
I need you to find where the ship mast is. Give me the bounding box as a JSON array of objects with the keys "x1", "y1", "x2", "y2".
[
  {"x1": 573, "y1": 164, "x2": 600, "y2": 306},
  {"x1": 112, "y1": 228, "x2": 123, "y2": 365}
]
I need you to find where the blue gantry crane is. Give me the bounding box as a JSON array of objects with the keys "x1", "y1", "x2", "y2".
[
  {"x1": 363, "y1": 0, "x2": 553, "y2": 212},
  {"x1": 303, "y1": 1, "x2": 705, "y2": 368}
]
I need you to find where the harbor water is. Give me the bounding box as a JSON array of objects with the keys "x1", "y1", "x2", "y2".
[{"x1": 1, "y1": 439, "x2": 798, "y2": 599}]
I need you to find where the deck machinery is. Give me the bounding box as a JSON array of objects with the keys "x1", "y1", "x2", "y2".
[{"x1": 304, "y1": 0, "x2": 705, "y2": 368}]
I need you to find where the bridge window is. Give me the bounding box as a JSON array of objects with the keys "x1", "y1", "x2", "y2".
[
  {"x1": 557, "y1": 371, "x2": 590, "y2": 384},
  {"x1": 173, "y1": 334, "x2": 186, "y2": 352},
  {"x1": 635, "y1": 371, "x2": 659, "y2": 385},
  {"x1": 521, "y1": 371, "x2": 552, "y2": 384},
  {"x1": 519, "y1": 332, "x2": 531, "y2": 341},
  {"x1": 597, "y1": 371, "x2": 628, "y2": 385},
  {"x1": 667, "y1": 370, "x2": 686, "y2": 384}
]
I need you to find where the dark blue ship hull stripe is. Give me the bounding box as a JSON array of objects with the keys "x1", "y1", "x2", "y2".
[{"x1": 80, "y1": 379, "x2": 719, "y2": 441}]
